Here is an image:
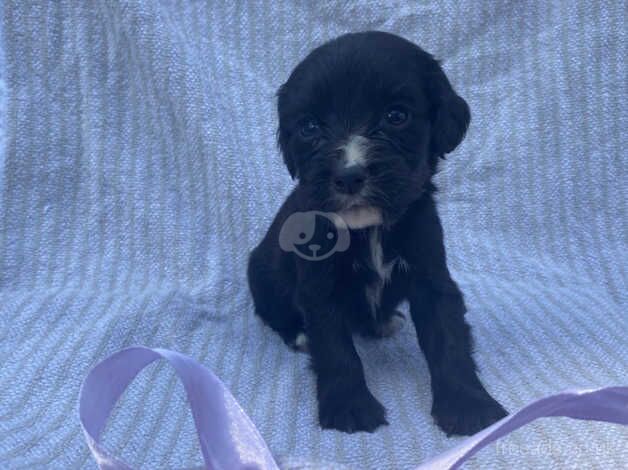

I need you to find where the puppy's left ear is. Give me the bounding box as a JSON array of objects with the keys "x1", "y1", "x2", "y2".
[{"x1": 425, "y1": 59, "x2": 471, "y2": 158}]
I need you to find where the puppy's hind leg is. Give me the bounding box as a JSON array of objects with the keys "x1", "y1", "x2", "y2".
[
  {"x1": 247, "y1": 252, "x2": 306, "y2": 352},
  {"x1": 257, "y1": 300, "x2": 307, "y2": 353},
  {"x1": 374, "y1": 310, "x2": 406, "y2": 337},
  {"x1": 357, "y1": 309, "x2": 406, "y2": 339},
  {"x1": 359, "y1": 281, "x2": 407, "y2": 339}
]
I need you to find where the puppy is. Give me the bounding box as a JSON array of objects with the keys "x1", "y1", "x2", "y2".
[{"x1": 248, "y1": 31, "x2": 507, "y2": 434}]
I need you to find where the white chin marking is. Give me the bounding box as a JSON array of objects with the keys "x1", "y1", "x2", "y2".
[
  {"x1": 340, "y1": 135, "x2": 369, "y2": 167},
  {"x1": 338, "y1": 206, "x2": 383, "y2": 229}
]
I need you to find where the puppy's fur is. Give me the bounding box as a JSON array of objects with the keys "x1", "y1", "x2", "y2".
[{"x1": 248, "y1": 32, "x2": 507, "y2": 434}]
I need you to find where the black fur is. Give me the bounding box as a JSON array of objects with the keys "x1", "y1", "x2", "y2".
[{"x1": 248, "y1": 32, "x2": 507, "y2": 434}]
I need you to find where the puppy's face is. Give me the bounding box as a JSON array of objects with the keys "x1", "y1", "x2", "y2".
[{"x1": 277, "y1": 32, "x2": 470, "y2": 224}]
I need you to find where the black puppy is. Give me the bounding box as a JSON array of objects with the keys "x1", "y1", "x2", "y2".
[{"x1": 248, "y1": 32, "x2": 507, "y2": 434}]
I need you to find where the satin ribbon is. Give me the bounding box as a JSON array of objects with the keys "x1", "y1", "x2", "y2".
[
  {"x1": 79, "y1": 347, "x2": 279, "y2": 470},
  {"x1": 79, "y1": 346, "x2": 627, "y2": 469},
  {"x1": 416, "y1": 386, "x2": 628, "y2": 469}
]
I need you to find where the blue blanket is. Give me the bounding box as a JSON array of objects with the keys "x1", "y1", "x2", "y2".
[{"x1": 1, "y1": 1, "x2": 626, "y2": 468}]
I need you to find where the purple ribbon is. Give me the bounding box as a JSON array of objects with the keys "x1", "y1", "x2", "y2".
[
  {"x1": 417, "y1": 386, "x2": 628, "y2": 469},
  {"x1": 79, "y1": 347, "x2": 627, "y2": 470},
  {"x1": 79, "y1": 347, "x2": 279, "y2": 470}
]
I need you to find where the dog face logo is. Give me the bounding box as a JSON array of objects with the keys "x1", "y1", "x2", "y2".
[{"x1": 279, "y1": 211, "x2": 350, "y2": 260}]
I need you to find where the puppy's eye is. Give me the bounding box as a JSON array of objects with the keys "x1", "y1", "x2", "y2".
[
  {"x1": 385, "y1": 107, "x2": 410, "y2": 126},
  {"x1": 299, "y1": 119, "x2": 321, "y2": 139}
]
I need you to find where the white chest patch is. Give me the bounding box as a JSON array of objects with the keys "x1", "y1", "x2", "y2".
[{"x1": 365, "y1": 229, "x2": 400, "y2": 314}]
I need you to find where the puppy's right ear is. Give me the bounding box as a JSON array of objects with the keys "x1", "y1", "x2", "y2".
[{"x1": 277, "y1": 83, "x2": 298, "y2": 179}]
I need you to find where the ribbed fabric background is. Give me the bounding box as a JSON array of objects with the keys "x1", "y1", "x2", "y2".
[{"x1": 0, "y1": 1, "x2": 626, "y2": 469}]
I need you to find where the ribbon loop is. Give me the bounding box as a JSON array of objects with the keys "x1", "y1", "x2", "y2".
[{"x1": 79, "y1": 346, "x2": 279, "y2": 470}]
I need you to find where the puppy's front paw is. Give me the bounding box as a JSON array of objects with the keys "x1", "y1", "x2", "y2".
[
  {"x1": 432, "y1": 388, "x2": 507, "y2": 436},
  {"x1": 318, "y1": 387, "x2": 388, "y2": 433}
]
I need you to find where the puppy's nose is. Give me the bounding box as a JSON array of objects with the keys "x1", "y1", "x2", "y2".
[{"x1": 334, "y1": 166, "x2": 366, "y2": 195}]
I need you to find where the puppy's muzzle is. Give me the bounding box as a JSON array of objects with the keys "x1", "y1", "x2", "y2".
[{"x1": 333, "y1": 166, "x2": 366, "y2": 195}]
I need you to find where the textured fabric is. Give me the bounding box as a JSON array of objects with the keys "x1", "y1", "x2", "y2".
[{"x1": 0, "y1": 1, "x2": 626, "y2": 469}]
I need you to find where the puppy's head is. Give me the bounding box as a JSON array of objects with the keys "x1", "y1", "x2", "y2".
[{"x1": 277, "y1": 31, "x2": 470, "y2": 224}]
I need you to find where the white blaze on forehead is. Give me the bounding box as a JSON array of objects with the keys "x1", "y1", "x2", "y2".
[{"x1": 340, "y1": 135, "x2": 369, "y2": 167}]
